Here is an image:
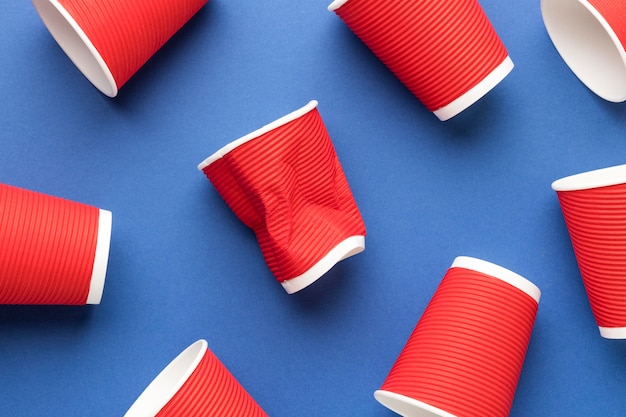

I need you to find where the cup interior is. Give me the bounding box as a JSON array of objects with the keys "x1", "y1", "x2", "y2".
[
  {"x1": 124, "y1": 340, "x2": 207, "y2": 417},
  {"x1": 551, "y1": 164, "x2": 626, "y2": 191},
  {"x1": 31, "y1": 0, "x2": 117, "y2": 97},
  {"x1": 541, "y1": 0, "x2": 626, "y2": 102}
]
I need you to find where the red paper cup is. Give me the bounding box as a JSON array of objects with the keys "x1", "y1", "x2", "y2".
[
  {"x1": 375, "y1": 256, "x2": 541, "y2": 417},
  {"x1": 31, "y1": 0, "x2": 208, "y2": 97},
  {"x1": 541, "y1": 0, "x2": 626, "y2": 102},
  {"x1": 0, "y1": 183, "x2": 111, "y2": 305},
  {"x1": 552, "y1": 164, "x2": 626, "y2": 339},
  {"x1": 328, "y1": 0, "x2": 514, "y2": 121},
  {"x1": 198, "y1": 100, "x2": 366, "y2": 294},
  {"x1": 124, "y1": 340, "x2": 268, "y2": 417}
]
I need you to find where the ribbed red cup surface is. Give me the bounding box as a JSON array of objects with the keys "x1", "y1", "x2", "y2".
[
  {"x1": 587, "y1": 0, "x2": 626, "y2": 48},
  {"x1": 378, "y1": 258, "x2": 539, "y2": 417},
  {"x1": 555, "y1": 183, "x2": 626, "y2": 330},
  {"x1": 329, "y1": 0, "x2": 509, "y2": 114},
  {"x1": 0, "y1": 183, "x2": 100, "y2": 304},
  {"x1": 199, "y1": 101, "x2": 366, "y2": 289},
  {"x1": 156, "y1": 347, "x2": 268, "y2": 417},
  {"x1": 33, "y1": 0, "x2": 207, "y2": 95}
]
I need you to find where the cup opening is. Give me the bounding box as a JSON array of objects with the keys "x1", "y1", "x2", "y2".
[
  {"x1": 124, "y1": 340, "x2": 208, "y2": 417},
  {"x1": 31, "y1": 0, "x2": 118, "y2": 97},
  {"x1": 86, "y1": 209, "x2": 112, "y2": 305},
  {"x1": 541, "y1": 0, "x2": 626, "y2": 102},
  {"x1": 374, "y1": 390, "x2": 457, "y2": 417},
  {"x1": 197, "y1": 100, "x2": 319, "y2": 171},
  {"x1": 551, "y1": 164, "x2": 626, "y2": 191},
  {"x1": 451, "y1": 256, "x2": 541, "y2": 303}
]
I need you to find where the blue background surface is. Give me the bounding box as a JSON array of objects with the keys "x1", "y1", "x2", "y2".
[{"x1": 1, "y1": 1, "x2": 626, "y2": 416}]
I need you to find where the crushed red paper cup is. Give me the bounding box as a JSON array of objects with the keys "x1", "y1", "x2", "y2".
[
  {"x1": 31, "y1": 0, "x2": 208, "y2": 97},
  {"x1": 328, "y1": 0, "x2": 513, "y2": 121},
  {"x1": 375, "y1": 256, "x2": 541, "y2": 417},
  {"x1": 198, "y1": 100, "x2": 366, "y2": 294},
  {"x1": 552, "y1": 164, "x2": 626, "y2": 339},
  {"x1": 124, "y1": 340, "x2": 268, "y2": 417},
  {"x1": 0, "y1": 182, "x2": 111, "y2": 305},
  {"x1": 541, "y1": 0, "x2": 626, "y2": 102}
]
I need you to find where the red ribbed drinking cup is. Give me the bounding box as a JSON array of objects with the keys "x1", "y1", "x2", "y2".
[
  {"x1": 541, "y1": 0, "x2": 626, "y2": 102},
  {"x1": 197, "y1": 100, "x2": 366, "y2": 294},
  {"x1": 0, "y1": 182, "x2": 111, "y2": 305},
  {"x1": 552, "y1": 164, "x2": 626, "y2": 339},
  {"x1": 375, "y1": 256, "x2": 541, "y2": 417},
  {"x1": 31, "y1": 0, "x2": 208, "y2": 97},
  {"x1": 328, "y1": 0, "x2": 514, "y2": 121},
  {"x1": 123, "y1": 340, "x2": 268, "y2": 417}
]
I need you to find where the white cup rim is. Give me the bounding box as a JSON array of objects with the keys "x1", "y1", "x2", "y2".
[
  {"x1": 31, "y1": 0, "x2": 118, "y2": 97},
  {"x1": 451, "y1": 256, "x2": 541, "y2": 303},
  {"x1": 551, "y1": 164, "x2": 626, "y2": 192},
  {"x1": 197, "y1": 100, "x2": 319, "y2": 171},
  {"x1": 123, "y1": 340, "x2": 208, "y2": 417}
]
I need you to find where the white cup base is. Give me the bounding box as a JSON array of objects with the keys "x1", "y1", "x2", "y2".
[
  {"x1": 433, "y1": 56, "x2": 514, "y2": 121},
  {"x1": 281, "y1": 235, "x2": 365, "y2": 294},
  {"x1": 599, "y1": 326, "x2": 626, "y2": 339},
  {"x1": 86, "y1": 209, "x2": 112, "y2": 305}
]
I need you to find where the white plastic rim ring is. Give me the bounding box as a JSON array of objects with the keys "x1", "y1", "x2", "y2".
[
  {"x1": 31, "y1": 0, "x2": 118, "y2": 97},
  {"x1": 124, "y1": 340, "x2": 208, "y2": 417},
  {"x1": 281, "y1": 235, "x2": 365, "y2": 294},
  {"x1": 197, "y1": 100, "x2": 319, "y2": 171},
  {"x1": 86, "y1": 209, "x2": 112, "y2": 304},
  {"x1": 599, "y1": 326, "x2": 626, "y2": 339},
  {"x1": 434, "y1": 56, "x2": 514, "y2": 121},
  {"x1": 541, "y1": 0, "x2": 626, "y2": 102},
  {"x1": 451, "y1": 256, "x2": 541, "y2": 304},
  {"x1": 374, "y1": 390, "x2": 457, "y2": 417},
  {"x1": 551, "y1": 164, "x2": 626, "y2": 192}
]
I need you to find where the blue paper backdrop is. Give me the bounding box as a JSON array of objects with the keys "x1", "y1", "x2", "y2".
[{"x1": 1, "y1": 1, "x2": 625, "y2": 416}]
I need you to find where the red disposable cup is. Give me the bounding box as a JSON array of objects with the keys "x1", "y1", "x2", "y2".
[
  {"x1": 328, "y1": 0, "x2": 514, "y2": 121},
  {"x1": 552, "y1": 164, "x2": 626, "y2": 339},
  {"x1": 198, "y1": 100, "x2": 366, "y2": 294},
  {"x1": 0, "y1": 183, "x2": 111, "y2": 305},
  {"x1": 375, "y1": 256, "x2": 541, "y2": 417},
  {"x1": 123, "y1": 340, "x2": 268, "y2": 417},
  {"x1": 541, "y1": 0, "x2": 626, "y2": 102},
  {"x1": 31, "y1": 0, "x2": 208, "y2": 97}
]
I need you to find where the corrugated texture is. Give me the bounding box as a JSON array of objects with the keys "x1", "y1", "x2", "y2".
[
  {"x1": 557, "y1": 184, "x2": 626, "y2": 328},
  {"x1": 0, "y1": 183, "x2": 99, "y2": 304},
  {"x1": 380, "y1": 266, "x2": 538, "y2": 417},
  {"x1": 202, "y1": 107, "x2": 366, "y2": 283},
  {"x1": 156, "y1": 348, "x2": 268, "y2": 417},
  {"x1": 589, "y1": 0, "x2": 626, "y2": 51},
  {"x1": 59, "y1": 0, "x2": 208, "y2": 88},
  {"x1": 332, "y1": 0, "x2": 508, "y2": 111}
]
